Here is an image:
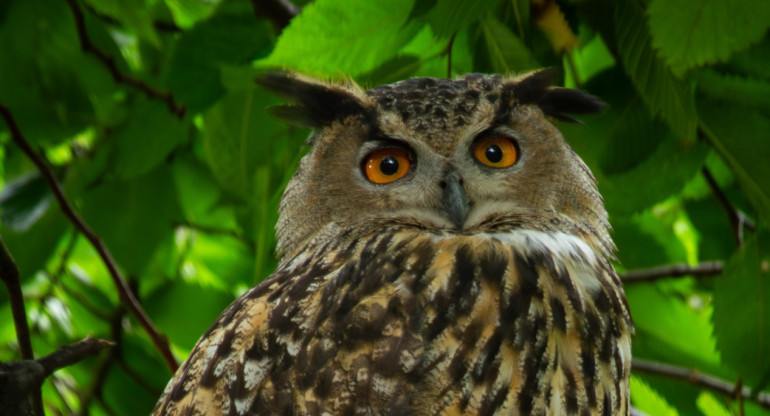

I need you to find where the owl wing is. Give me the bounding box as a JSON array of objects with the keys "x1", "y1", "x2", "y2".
[{"x1": 152, "y1": 230, "x2": 425, "y2": 415}]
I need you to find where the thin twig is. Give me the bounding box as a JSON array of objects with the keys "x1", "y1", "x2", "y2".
[
  {"x1": 443, "y1": 31, "x2": 458, "y2": 78},
  {"x1": 632, "y1": 358, "x2": 770, "y2": 410},
  {"x1": 620, "y1": 261, "x2": 724, "y2": 284},
  {"x1": 37, "y1": 337, "x2": 116, "y2": 376},
  {"x1": 250, "y1": 0, "x2": 300, "y2": 33},
  {"x1": 78, "y1": 310, "x2": 122, "y2": 414},
  {"x1": 63, "y1": 0, "x2": 185, "y2": 118},
  {"x1": 702, "y1": 167, "x2": 756, "y2": 247},
  {"x1": 0, "y1": 103, "x2": 179, "y2": 372}
]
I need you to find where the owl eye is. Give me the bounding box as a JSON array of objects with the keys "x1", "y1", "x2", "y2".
[
  {"x1": 473, "y1": 136, "x2": 518, "y2": 168},
  {"x1": 363, "y1": 148, "x2": 411, "y2": 184}
]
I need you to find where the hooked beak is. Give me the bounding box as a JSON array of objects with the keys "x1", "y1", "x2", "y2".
[{"x1": 442, "y1": 171, "x2": 469, "y2": 230}]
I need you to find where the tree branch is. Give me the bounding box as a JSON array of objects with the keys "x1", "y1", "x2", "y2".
[
  {"x1": 632, "y1": 358, "x2": 770, "y2": 410},
  {"x1": 0, "y1": 236, "x2": 34, "y2": 361},
  {"x1": 63, "y1": 0, "x2": 185, "y2": 118},
  {"x1": 0, "y1": 103, "x2": 179, "y2": 372},
  {"x1": 620, "y1": 261, "x2": 724, "y2": 284},
  {"x1": 702, "y1": 167, "x2": 756, "y2": 247},
  {"x1": 250, "y1": 0, "x2": 300, "y2": 33},
  {"x1": 0, "y1": 235, "x2": 43, "y2": 416},
  {"x1": 37, "y1": 337, "x2": 116, "y2": 376},
  {"x1": 0, "y1": 336, "x2": 113, "y2": 416}
]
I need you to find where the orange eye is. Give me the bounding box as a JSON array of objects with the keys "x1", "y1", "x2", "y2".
[
  {"x1": 473, "y1": 137, "x2": 518, "y2": 168},
  {"x1": 364, "y1": 148, "x2": 411, "y2": 184}
]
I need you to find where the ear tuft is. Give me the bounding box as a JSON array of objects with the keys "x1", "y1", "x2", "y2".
[
  {"x1": 256, "y1": 72, "x2": 368, "y2": 128},
  {"x1": 508, "y1": 68, "x2": 606, "y2": 123}
]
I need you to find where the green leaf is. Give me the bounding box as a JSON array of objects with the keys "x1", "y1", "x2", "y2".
[
  {"x1": 164, "y1": 0, "x2": 223, "y2": 28},
  {"x1": 101, "y1": 354, "x2": 159, "y2": 415},
  {"x1": 601, "y1": 138, "x2": 708, "y2": 215},
  {"x1": 145, "y1": 280, "x2": 233, "y2": 351},
  {"x1": 613, "y1": 208, "x2": 690, "y2": 270},
  {"x1": 201, "y1": 88, "x2": 284, "y2": 200},
  {"x1": 260, "y1": 0, "x2": 421, "y2": 77},
  {"x1": 165, "y1": 14, "x2": 274, "y2": 112},
  {"x1": 696, "y1": 391, "x2": 732, "y2": 416},
  {"x1": 712, "y1": 228, "x2": 770, "y2": 386},
  {"x1": 631, "y1": 375, "x2": 680, "y2": 416},
  {"x1": 696, "y1": 69, "x2": 770, "y2": 113},
  {"x1": 560, "y1": 68, "x2": 708, "y2": 215},
  {"x1": 359, "y1": 55, "x2": 422, "y2": 86},
  {"x1": 0, "y1": 0, "x2": 110, "y2": 144},
  {"x1": 614, "y1": 0, "x2": 697, "y2": 142},
  {"x1": 0, "y1": 172, "x2": 51, "y2": 232},
  {"x1": 647, "y1": 0, "x2": 770, "y2": 76},
  {"x1": 473, "y1": 16, "x2": 539, "y2": 74},
  {"x1": 179, "y1": 232, "x2": 255, "y2": 291},
  {"x1": 0, "y1": 205, "x2": 68, "y2": 282},
  {"x1": 699, "y1": 100, "x2": 770, "y2": 220},
  {"x1": 627, "y1": 284, "x2": 722, "y2": 374},
  {"x1": 422, "y1": 0, "x2": 503, "y2": 38},
  {"x1": 171, "y1": 153, "x2": 238, "y2": 229},
  {"x1": 84, "y1": 0, "x2": 161, "y2": 47},
  {"x1": 728, "y1": 36, "x2": 770, "y2": 81},
  {"x1": 80, "y1": 164, "x2": 182, "y2": 276},
  {"x1": 110, "y1": 100, "x2": 188, "y2": 180}
]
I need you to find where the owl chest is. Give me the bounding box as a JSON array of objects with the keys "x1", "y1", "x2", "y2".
[
  {"x1": 273, "y1": 233, "x2": 630, "y2": 415},
  {"x1": 297, "y1": 237, "x2": 629, "y2": 415}
]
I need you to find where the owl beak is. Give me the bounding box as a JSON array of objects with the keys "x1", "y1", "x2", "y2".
[{"x1": 442, "y1": 171, "x2": 469, "y2": 230}]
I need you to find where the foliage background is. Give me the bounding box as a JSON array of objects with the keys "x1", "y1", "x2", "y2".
[{"x1": 0, "y1": 0, "x2": 768, "y2": 414}]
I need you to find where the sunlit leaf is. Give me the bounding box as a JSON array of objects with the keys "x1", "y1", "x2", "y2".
[
  {"x1": 628, "y1": 284, "x2": 722, "y2": 374},
  {"x1": 696, "y1": 391, "x2": 732, "y2": 416},
  {"x1": 164, "y1": 0, "x2": 223, "y2": 28},
  {"x1": 631, "y1": 375, "x2": 680, "y2": 416},
  {"x1": 260, "y1": 0, "x2": 420, "y2": 76}
]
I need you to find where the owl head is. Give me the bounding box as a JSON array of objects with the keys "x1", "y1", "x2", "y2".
[{"x1": 259, "y1": 70, "x2": 611, "y2": 263}]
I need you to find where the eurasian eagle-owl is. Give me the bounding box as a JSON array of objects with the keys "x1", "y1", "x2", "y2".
[{"x1": 153, "y1": 69, "x2": 633, "y2": 415}]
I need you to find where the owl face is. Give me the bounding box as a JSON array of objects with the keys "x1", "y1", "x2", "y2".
[{"x1": 261, "y1": 70, "x2": 610, "y2": 260}]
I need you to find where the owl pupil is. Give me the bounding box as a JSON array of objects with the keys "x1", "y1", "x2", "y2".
[
  {"x1": 485, "y1": 145, "x2": 502, "y2": 163},
  {"x1": 380, "y1": 156, "x2": 399, "y2": 175}
]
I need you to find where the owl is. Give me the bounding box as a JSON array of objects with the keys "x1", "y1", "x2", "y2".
[{"x1": 152, "y1": 69, "x2": 633, "y2": 416}]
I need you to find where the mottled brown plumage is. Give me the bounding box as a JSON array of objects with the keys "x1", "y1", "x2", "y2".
[{"x1": 153, "y1": 70, "x2": 632, "y2": 416}]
